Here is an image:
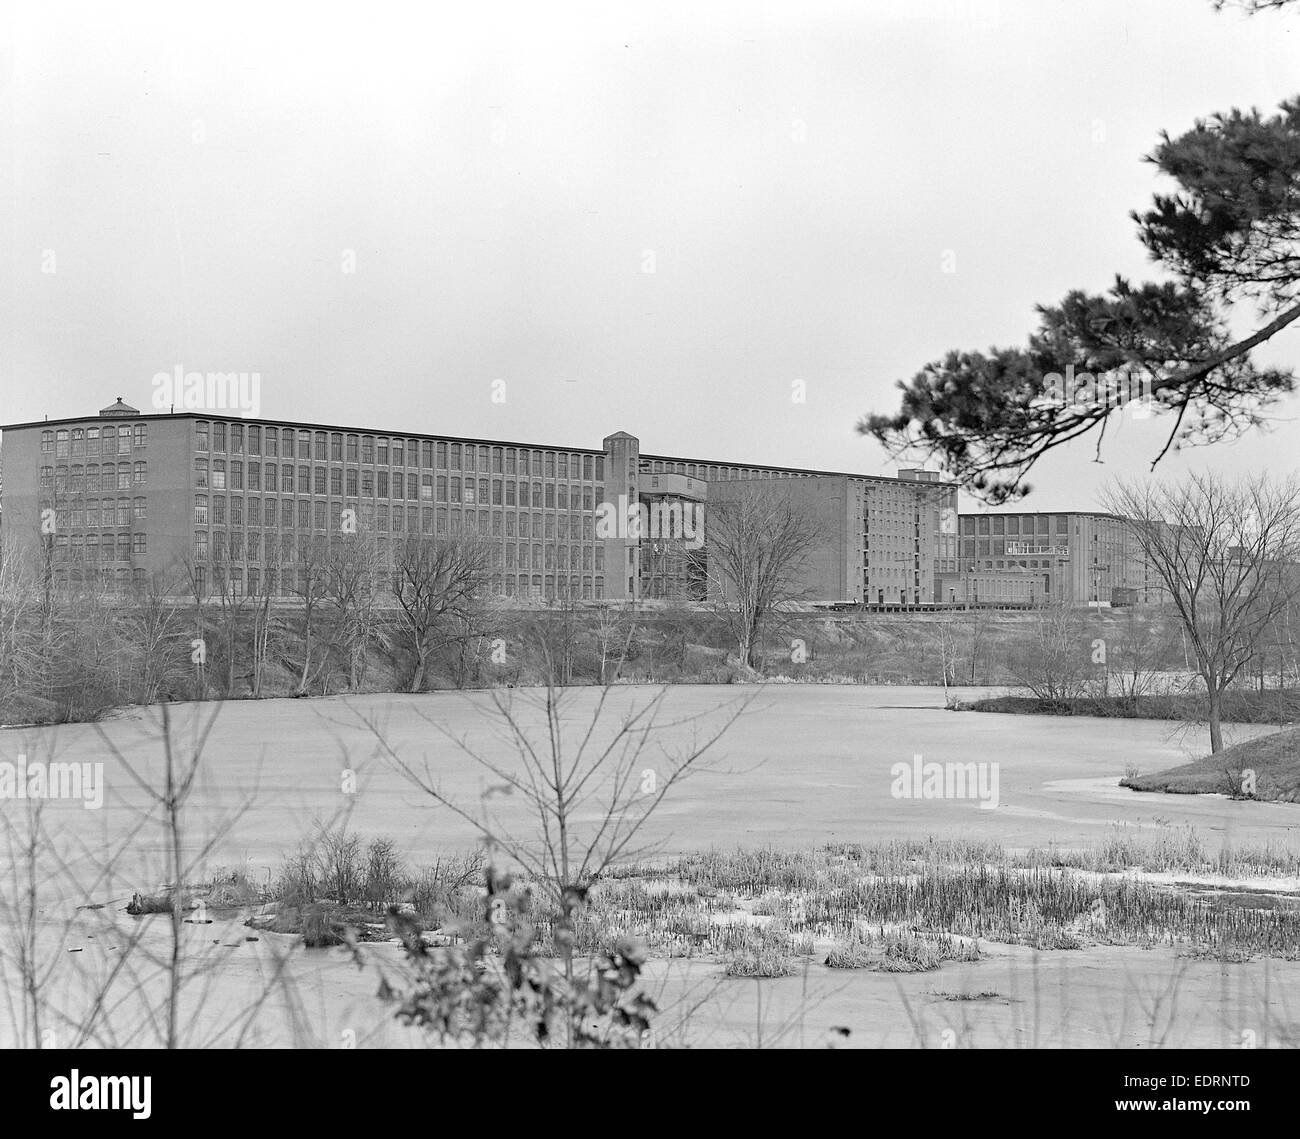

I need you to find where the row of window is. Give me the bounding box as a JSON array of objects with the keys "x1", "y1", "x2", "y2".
[
  {"x1": 49, "y1": 533, "x2": 146, "y2": 557},
  {"x1": 45, "y1": 500, "x2": 148, "y2": 529},
  {"x1": 194, "y1": 459, "x2": 605, "y2": 507},
  {"x1": 40, "y1": 463, "x2": 147, "y2": 492},
  {"x1": 193, "y1": 497, "x2": 604, "y2": 540},
  {"x1": 195, "y1": 423, "x2": 607, "y2": 479},
  {"x1": 962, "y1": 515, "x2": 1073, "y2": 536},
  {"x1": 42, "y1": 425, "x2": 147, "y2": 458},
  {"x1": 193, "y1": 531, "x2": 604, "y2": 571}
]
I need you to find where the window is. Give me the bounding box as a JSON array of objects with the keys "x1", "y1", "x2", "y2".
[
  {"x1": 437, "y1": 441, "x2": 447, "y2": 468},
  {"x1": 330, "y1": 433, "x2": 343, "y2": 461},
  {"x1": 298, "y1": 466, "x2": 310, "y2": 494},
  {"x1": 298, "y1": 431, "x2": 311, "y2": 459},
  {"x1": 56, "y1": 429, "x2": 69, "y2": 458},
  {"x1": 231, "y1": 497, "x2": 243, "y2": 525},
  {"x1": 347, "y1": 469, "x2": 358, "y2": 496},
  {"x1": 347, "y1": 434, "x2": 359, "y2": 461},
  {"x1": 213, "y1": 422, "x2": 226, "y2": 452},
  {"x1": 133, "y1": 461, "x2": 147, "y2": 487},
  {"x1": 266, "y1": 427, "x2": 278, "y2": 457},
  {"x1": 194, "y1": 530, "x2": 208, "y2": 557},
  {"x1": 117, "y1": 463, "x2": 131, "y2": 490},
  {"x1": 314, "y1": 467, "x2": 326, "y2": 495},
  {"x1": 392, "y1": 439, "x2": 404, "y2": 467},
  {"x1": 282, "y1": 463, "x2": 294, "y2": 491},
  {"x1": 421, "y1": 440, "x2": 433, "y2": 468},
  {"x1": 362, "y1": 436, "x2": 374, "y2": 463},
  {"x1": 450, "y1": 443, "x2": 462, "y2": 470},
  {"x1": 315, "y1": 431, "x2": 327, "y2": 460},
  {"x1": 248, "y1": 425, "x2": 261, "y2": 454},
  {"x1": 249, "y1": 462, "x2": 261, "y2": 491},
  {"x1": 40, "y1": 430, "x2": 53, "y2": 454},
  {"x1": 195, "y1": 495, "x2": 209, "y2": 524},
  {"x1": 330, "y1": 468, "x2": 342, "y2": 495}
]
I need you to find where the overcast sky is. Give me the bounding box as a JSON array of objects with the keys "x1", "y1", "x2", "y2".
[{"x1": 3, "y1": 0, "x2": 1298, "y2": 512}]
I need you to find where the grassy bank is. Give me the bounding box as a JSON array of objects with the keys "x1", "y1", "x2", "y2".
[
  {"x1": 1122, "y1": 726, "x2": 1300, "y2": 802},
  {"x1": 961, "y1": 688, "x2": 1300, "y2": 726}
]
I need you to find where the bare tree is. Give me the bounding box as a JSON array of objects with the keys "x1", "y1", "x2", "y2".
[
  {"x1": 1011, "y1": 600, "x2": 1090, "y2": 701},
  {"x1": 391, "y1": 533, "x2": 490, "y2": 692},
  {"x1": 1106, "y1": 607, "x2": 1175, "y2": 711},
  {"x1": 323, "y1": 535, "x2": 384, "y2": 691},
  {"x1": 291, "y1": 534, "x2": 331, "y2": 695},
  {"x1": 0, "y1": 539, "x2": 44, "y2": 717},
  {"x1": 689, "y1": 487, "x2": 820, "y2": 671},
  {"x1": 594, "y1": 604, "x2": 639, "y2": 685},
  {"x1": 121, "y1": 568, "x2": 189, "y2": 705},
  {"x1": 360, "y1": 681, "x2": 751, "y2": 1046},
  {"x1": 1102, "y1": 472, "x2": 1300, "y2": 752},
  {"x1": 929, "y1": 616, "x2": 960, "y2": 704}
]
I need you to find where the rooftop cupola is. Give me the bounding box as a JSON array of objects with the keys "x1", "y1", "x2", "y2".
[{"x1": 99, "y1": 396, "x2": 140, "y2": 417}]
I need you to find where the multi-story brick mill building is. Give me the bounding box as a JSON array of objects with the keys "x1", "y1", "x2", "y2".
[{"x1": 0, "y1": 396, "x2": 967, "y2": 606}]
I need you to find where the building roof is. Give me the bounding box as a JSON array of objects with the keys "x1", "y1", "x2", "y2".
[{"x1": 0, "y1": 405, "x2": 957, "y2": 487}]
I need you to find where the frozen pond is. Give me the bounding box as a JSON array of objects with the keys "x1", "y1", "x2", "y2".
[{"x1": 5, "y1": 685, "x2": 1295, "y2": 880}]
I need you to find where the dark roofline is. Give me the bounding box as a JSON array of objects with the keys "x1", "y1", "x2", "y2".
[
  {"x1": 642, "y1": 453, "x2": 957, "y2": 486},
  {"x1": 0, "y1": 410, "x2": 605, "y2": 457},
  {"x1": 0, "y1": 409, "x2": 952, "y2": 485}
]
